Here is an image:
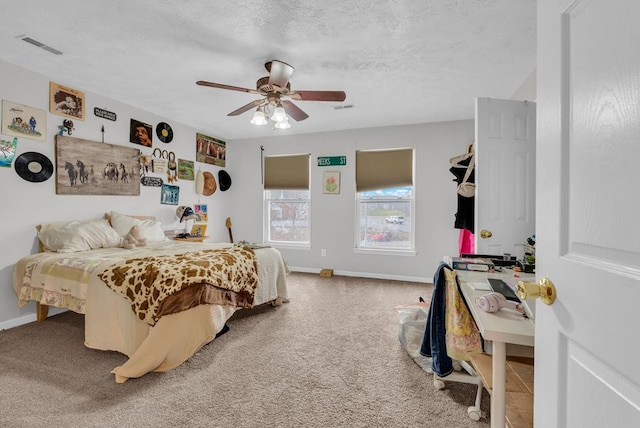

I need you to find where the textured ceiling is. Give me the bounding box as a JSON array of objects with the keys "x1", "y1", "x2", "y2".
[{"x1": 0, "y1": 0, "x2": 536, "y2": 141}]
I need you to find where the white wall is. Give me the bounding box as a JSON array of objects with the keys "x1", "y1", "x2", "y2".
[
  {"x1": 0, "y1": 59, "x2": 226, "y2": 328},
  {"x1": 0, "y1": 58, "x2": 474, "y2": 329},
  {"x1": 511, "y1": 67, "x2": 536, "y2": 101},
  {"x1": 228, "y1": 121, "x2": 474, "y2": 282}
]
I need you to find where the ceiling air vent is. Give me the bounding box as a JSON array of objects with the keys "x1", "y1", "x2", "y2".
[
  {"x1": 333, "y1": 104, "x2": 355, "y2": 110},
  {"x1": 19, "y1": 35, "x2": 63, "y2": 55}
]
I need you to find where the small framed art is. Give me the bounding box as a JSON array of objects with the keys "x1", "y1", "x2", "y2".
[
  {"x1": 50, "y1": 82, "x2": 85, "y2": 120},
  {"x1": 2, "y1": 100, "x2": 47, "y2": 142},
  {"x1": 195, "y1": 132, "x2": 226, "y2": 167},
  {"x1": 130, "y1": 119, "x2": 153, "y2": 147},
  {"x1": 194, "y1": 204, "x2": 208, "y2": 221},
  {"x1": 190, "y1": 223, "x2": 207, "y2": 237},
  {"x1": 178, "y1": 159, "x2": 194, "y2": 180},
  {"x1": 161, "y1": 184, "x2": 179, "y2": 205},
  {"x1": 323, "y1": 171, "x2": 340, "y2": 194}
]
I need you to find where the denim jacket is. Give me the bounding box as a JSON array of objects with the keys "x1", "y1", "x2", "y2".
[{"x1": 420, "y1": 262, "x2": 454, "y2": 377}]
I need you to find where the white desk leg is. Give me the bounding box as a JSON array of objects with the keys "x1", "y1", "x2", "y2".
[{"x1": 491, "y1": 341, "x2": 507, "y2": 428}]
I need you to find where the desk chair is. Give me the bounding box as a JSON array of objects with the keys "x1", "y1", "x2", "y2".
[{"x1": 421, "y1": 262, "x2": 485, "y2": 421}]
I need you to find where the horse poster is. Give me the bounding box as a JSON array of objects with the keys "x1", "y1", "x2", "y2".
[{"x1": 55, "y1": 135, "x2": 140, "y2": 196}]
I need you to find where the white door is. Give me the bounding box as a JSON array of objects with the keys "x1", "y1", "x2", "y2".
[
  {"x1": 536, "y1": 0, "x2": 640, "y2": 427},
  {"x1": 475, "y1": 98, "x2": 536, "y2": 256}
]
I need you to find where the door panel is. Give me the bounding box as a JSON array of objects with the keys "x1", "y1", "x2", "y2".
[
  {"x1": 475, "y1": 98, "x2": 536, "y2": 256},
  {"x1": 536, "y1": 0, "x2": 640, "y2": 426}
]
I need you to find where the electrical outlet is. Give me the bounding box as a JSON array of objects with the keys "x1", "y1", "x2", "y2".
[{"x1": 321, "y1": 249, "x2": 326, "y2": 257}]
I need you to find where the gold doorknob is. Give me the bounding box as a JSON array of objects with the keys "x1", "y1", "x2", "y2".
[
  {"x1": 516, "y1": 278, "x2": 557, "y2": 305},
  {"x1": 480, "y1": 229, "x2": 492, "y2": 239}
]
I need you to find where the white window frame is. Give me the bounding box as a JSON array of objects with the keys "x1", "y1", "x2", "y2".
[
  {"x1": 263, "y1": 189, "x2": 311, "y2": 247},
  {"x1": 355, "y1": 186, "x2": 415, "y2": 254}
]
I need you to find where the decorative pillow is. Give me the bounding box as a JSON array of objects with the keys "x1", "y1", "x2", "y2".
[
  {"x1": 109, "y1": 211, "x2": 141, "y2": 236},
  {"x1": 109, "y1": 211, "x2": 168, "y2": 243},
  {"x1": 137, "y1": 219, "x2": 169, "y2": 243},
  {"x1": 37, "y1": 219, "x2": 123, "y2": 253}
]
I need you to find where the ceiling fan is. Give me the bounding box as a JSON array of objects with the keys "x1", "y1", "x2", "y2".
[{"x1": 196, "y1": 60, "x2": 346, "y2": 126}]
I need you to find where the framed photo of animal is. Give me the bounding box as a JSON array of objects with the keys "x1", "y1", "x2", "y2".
[{"x1": 55, "y1": 135, "x2": 140, "y2": 195}]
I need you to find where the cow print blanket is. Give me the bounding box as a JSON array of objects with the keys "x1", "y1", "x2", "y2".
[{"x1": 98, "y1": 246, "x2": 258, "y2": 325}]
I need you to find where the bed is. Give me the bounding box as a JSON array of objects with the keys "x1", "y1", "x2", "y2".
[{"x1": 12, "y1": 212, "x2": 289, "y2": 383}]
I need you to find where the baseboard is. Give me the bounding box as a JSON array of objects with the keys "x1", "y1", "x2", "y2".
[
  {"x1": 0, "y1": 306, "x2": 68, "y2": 331},
  {"x1": 288, "y1": 266, "x2": 430, "y2": 283}
]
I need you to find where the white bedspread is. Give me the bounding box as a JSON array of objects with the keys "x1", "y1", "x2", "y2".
[{"x1": 12, "y1": 241, "x2": 289, "y2": 383}]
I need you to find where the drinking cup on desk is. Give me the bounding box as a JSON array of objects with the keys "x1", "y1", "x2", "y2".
[{"x1": 503, "y1": 253, "x2": 511, "y2": 260}]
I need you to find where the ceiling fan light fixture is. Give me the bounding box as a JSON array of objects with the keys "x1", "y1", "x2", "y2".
[
  {"x1": 250, "y1": 109, "x2": 268, "y2": 125},
  {"x1": 196, "y1": 59, "x2": 346, "y2": 130},
  {"x1": 271, "y1": 105, "x2": 286, "y2": 122},
  {"x1": 274, "y1": 116, "x2": 291, "y2": 129}
]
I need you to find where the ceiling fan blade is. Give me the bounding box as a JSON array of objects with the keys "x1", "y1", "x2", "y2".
[
  {"x1": 266, "y1": 60, "x2": 294, "y2": 89},
  {"x1": 196, "y1": 80, "x2": 259, "y2": 94},
  {"x1": 227, "y1": 99, "x2": 265, "y2": 116},
  {"x1": 281, "y1": 100, "x2": 309, "y2": 121},
  {"x1": 289, "y1": 90, "x2": 346, "y2": 102}
]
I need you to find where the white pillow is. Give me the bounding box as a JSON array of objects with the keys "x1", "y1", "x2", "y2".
[
  {"x1": 38, "y1": 219, "x2": 122, "y2": 253},
  {"x1": 137, "y1": 220, "x2": 169, "y2": 243},
  {"x1": 110, "y1": 211, "x2": 168, "y2": 243},
  {"x1": 109, "y1": 211, "x2": 141, "y2": 236}
]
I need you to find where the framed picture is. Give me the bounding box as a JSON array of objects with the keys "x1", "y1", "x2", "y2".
[
  {"x1": 178, "y1": 158, "x2": 194, "y2": 180},
  {"x1": 190, "y1": 223, "x2": 207, "y2": 237},
  {"x1": 50, "y1": 82, "x2": 85, "y2": 120},
  {"x1": 194, "y1": 204, "x2": 208, "y2": 221},
  {"x1": 130, "y1": 119, "x2": 153, "y2": 147},
  {"x1": 2, "y1": 100, "x2": 47, "y2": 142},
  {"x1": 195, "y1": 132, "x2": 226, "y2": 167},
  {"x1": 323, "y1": 171, "x2": 340, "y2": 194},
  {"x1": 151, "y1": 148, "x2": 168, "y2": 173},
  {"x1": 0, "y1": 137, "x2": 18, "y2": 167},
  {"x1": 55, "y1": 135, "x2": 140, "y2": 195},
  {"x1": 161, "y1": 184, "x2": 179, "y2": 205}
]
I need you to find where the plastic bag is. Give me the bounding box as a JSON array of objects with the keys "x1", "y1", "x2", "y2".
[{"x1": 394, "y1": 300, "x2": 433, "y2": 373}]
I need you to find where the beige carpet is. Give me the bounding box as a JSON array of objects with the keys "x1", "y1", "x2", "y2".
[{"x1": 0, "y1": 272, "x2": 490, "y2": 427}]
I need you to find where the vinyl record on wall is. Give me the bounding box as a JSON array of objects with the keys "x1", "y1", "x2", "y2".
[
  {"x1": 156, "y1": 122, "x2": 174, "y2": 144},
  {"x1": 14, "y1": 151, "x2": 53, "y2": 182}
]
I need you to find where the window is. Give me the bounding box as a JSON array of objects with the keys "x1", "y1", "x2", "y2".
[
  {"x1": 264, "y1": 189, "x2": 310, "y2": 244},
  {"x1": 263, "y1": 154, "x2": 310, "y2": 245},
  {"x1": 357, "y1": 187, "x2": 413, "y2": 249},
  {"x1": 356, "y1": 148, "x2": 414, "y2": 251}
]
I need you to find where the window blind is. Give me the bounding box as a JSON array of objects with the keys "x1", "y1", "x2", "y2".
[
  {"x1": 264, "y1": 153, "x2": 310, "y2": 190},
  {"x1": 356, "y1": 148, "x2": 413, "y2": 192}
]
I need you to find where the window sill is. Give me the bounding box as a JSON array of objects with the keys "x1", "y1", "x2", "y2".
[
  {"x1": 267, "y1": 243, "x2": 312, "y2": 251},
  {"x1": 353, "y1": 248, "x2": 417, "y2": 257}
]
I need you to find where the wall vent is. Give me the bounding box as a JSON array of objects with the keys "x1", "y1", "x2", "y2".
[
  {"x1": 20, "y1": 36, "x2": 63, "y2": 55},
  {"x1": 333, "y1": 104, "x2": 355, "y2": 110}
]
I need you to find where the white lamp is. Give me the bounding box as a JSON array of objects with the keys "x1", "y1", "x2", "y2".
[
  {"x1": 250, "y1": 103, "x2": 292, "y2": 129},
  {"x1": 274, "y1": 116, "x2": 291, "y2": 129},
  {"x1": 270, "y1": 105, "x2": 286, "y2": 122},
  {"x1": 250, "y1": 109, "x2": 268, "y2": 125}
]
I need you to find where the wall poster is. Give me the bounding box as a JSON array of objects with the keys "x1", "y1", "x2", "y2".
[
  {"x1": 323, "y1": 171, "x2": 340, "y2": 194},
  {"x1": 49, "y1": 82, "x2": 85, "y2": 120},
  {"x1": 55, "y1": 135, "x2": 140, "y2": 196},
  {"x1": 196, "y1": 132, "x2": 226, "y2": 167},
  {"x1": 161, "y1": 184, "x2": 179, "y2": 205},
  {"x1": 1, "y1": 100, "x2": 46, "y2": 142}
]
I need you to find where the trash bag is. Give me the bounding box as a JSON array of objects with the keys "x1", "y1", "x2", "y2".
[{"x1": 394, "y1": 299, "x2": 433, "y2": 373}]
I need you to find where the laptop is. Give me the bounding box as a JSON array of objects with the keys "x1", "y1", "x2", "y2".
[{"x1": 486, "y1": 278, "x2": 521, "y2": 302}]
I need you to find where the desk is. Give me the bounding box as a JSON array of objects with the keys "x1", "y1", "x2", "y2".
[{"x1": 456, "y1": 269, "x2": 535, "y2": 428}]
